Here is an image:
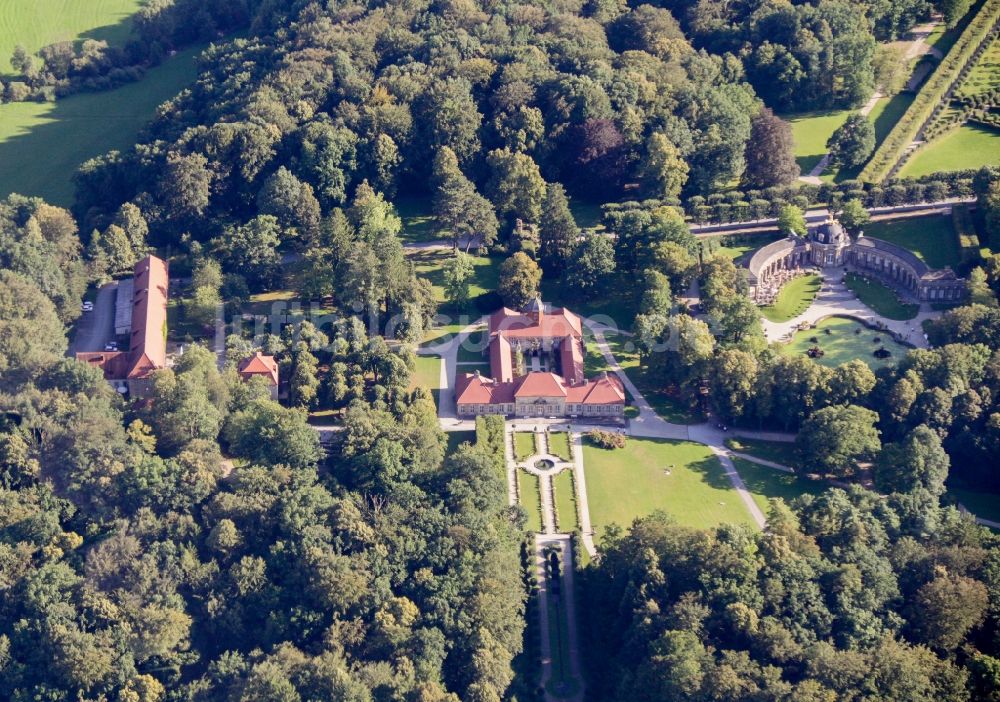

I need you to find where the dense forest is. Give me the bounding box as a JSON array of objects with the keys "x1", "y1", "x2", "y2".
[{"x1": 2, "y1": 0, "x2": 1000, "y2": 699}]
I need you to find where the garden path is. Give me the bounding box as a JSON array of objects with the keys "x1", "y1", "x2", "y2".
[{"x1": 759, "y1": 269, "x2": 940, "y2": 347}]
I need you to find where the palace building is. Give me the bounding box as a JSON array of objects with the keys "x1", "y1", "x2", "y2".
[
  {"x1": 746, "y1": 217, "x2": 966, "y2": 304},
  {"x1": 455, "y1": 300, "x2": 626, "y2": 419}
]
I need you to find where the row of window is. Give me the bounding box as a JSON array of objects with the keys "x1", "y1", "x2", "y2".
[{"x1": 458, "y1": 403, "x2": 624, "y2": 416}]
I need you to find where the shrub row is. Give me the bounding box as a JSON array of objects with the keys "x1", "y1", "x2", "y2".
[{"x1": 860, "y1": 0, "x2": 1000, "y2": 183}]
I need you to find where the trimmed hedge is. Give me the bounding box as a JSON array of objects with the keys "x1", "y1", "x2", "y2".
[{"x1": 860, "y1": 0, "x2": 1000, "y2": 183}]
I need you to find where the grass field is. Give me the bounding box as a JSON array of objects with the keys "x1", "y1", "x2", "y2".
[
  {"x1": 396, "y1": 197, "x2": 439, "y2": 244},
  {"x1": 582, "y1": 438, "x2": 756, "y2": 539},
  {"x1": 724, "y1": 438, "x2": 800, "y2": 468},
  {"x1": 760, "y1": 274, "x2": 822, "y2": 323},
  {"x1": 844, "y1": 273, "x2": 920, "y2": 320},
  {"x1": 783, "y1": 108, "x2": 851, "y2": 174},
  {"x1": 949, "y1": 486, "x2": 1000, "y2": 523},
  {"x1": 824, "y1": 94, "x2": 917, "y2": 182},
  {"x1": 733, "y1": 458, "x2": 828, "y2": 514},
  {"x1": 863, "y1": 215, "x2": 961, "y2": 269},
  {"x1": 0, "y1": 0, "x2": 143, "y2": 78},
  {"x1": 515, "y1": 433, "x2": 537, "y2": 461},
  {"x1": 540, "y1": 273, "x2": 638, "y2": 331},
  {"x1": 519, "y1": 471, "x2": 543, "y2": 533},
  {"x1": 409, "y1": 355, "x2": 441, "y2": 392},
  {"x1": 710, "y1": 233, "x2": 783, "y2": 262},
  {"x1": 899, "y1": 123, "x2": 1000, "y2": 178},
  {"x1": 781, "y1": 315, "x2": 911, "y2": 369},
  {"x1": 548, "y1": 432, "x2": 573, "y2": 461},
  {"x1": 553, "y1": 469, "x2": 578, "y2": 532},
  {"x1": 408, "y1": 249, "x2": 501, "y2": 313},
  {"x1": 0, "y1": 43, "x2": 203, "y2": 205}
]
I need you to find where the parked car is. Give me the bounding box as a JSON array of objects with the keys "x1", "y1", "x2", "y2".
[
  {"x1": 81, "y1": 301, "x2": 94, "y2": 312},
  {"x1": 104, "y1": 342, "x2": 118, "y2": 351}
]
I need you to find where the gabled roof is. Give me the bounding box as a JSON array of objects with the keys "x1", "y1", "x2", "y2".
[
  {"x1": 239, "y1": 352, "x2": 279, "y2": 386},
  {"x1": 514, "y1": 372, "x2": 566, "y2": 398},
  {"x1": 489, "y1": 334, "x2": 513, "y2": 383},
  {"x1": 489, "y1": 305, "x2": 583, "y2": 339},
  {"x1": 127, "y1": 255, "x2": 169, "y2": 378},
  {"x1": 455, "y1": 373, "x2": 516, "y2": 404},
  {"x1": 559, "y1": 337, "x2": 585, "y2": 386},
  {"x1": 566, "y1": 374, "x2": 625, "y2": 404},
  {"x1": 75, "y1": 351, "x2": 129, "y2": 380}
]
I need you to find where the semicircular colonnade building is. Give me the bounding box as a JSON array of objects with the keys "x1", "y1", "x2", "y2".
[{"x1": 745, "y1": 218, "x2": 967, "y2": 304}]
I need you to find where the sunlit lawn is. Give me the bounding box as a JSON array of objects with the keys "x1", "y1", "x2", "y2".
[
  {"x1": 519, "y1": 471, "x2": 543, "y2": 532},
  {"x1": 782, "y1": 108, "x2": 852, "y2": 175},
  {"x1": 409, "y1": 355, "x2": 441, "y2": 392},
  {"x1": 863, "y1": 215, "x2": 960, "y2": 269},
  {"x1": 553, "y1": 469, "x2": 579, "y2": 532},
  {"x1": 583, "y1": 438, "x2": 756, "y2": 540},
  {"x1": 408, "y1": 249, "x2": 501, "y2": 314},
  {"x1": 899, "y1": 124, "x2": 1000, "y2": 178},
  {"x1": 515, "y1": 432, "x2": 537, "y2": 461},
  {"x1": 760, "y1": 274, "x2": 822, "y2": 323},
  {"x1": 549, "y1": 432, "x2": 573, "y2": 461},
  {"x1": 708, "y1": 233, "x2": 783, "y2": 263},
  {"x1": 781, "y1": 315, "x2": 911, "y2": 369},
  {"x1": 843, "y1": 273, "x2": 919, "y2": 321}
]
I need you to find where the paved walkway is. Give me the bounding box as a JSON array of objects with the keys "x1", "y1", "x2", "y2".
[
  {"x1": 418, "y1": 316, "x2": 487, "y2": 432},
  {"x1": 759, "y1": 268, "x2": 941, "y2": 348}
]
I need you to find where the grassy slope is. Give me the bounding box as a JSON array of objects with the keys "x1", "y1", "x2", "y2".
[
  {"x1": 863, "y1": 215, "x2": 961, "y2": 269},
  {"x1": 898, "y1": 123, "x2": 1000, "y2": 178},
  {"x1": 0, "y1": 0, "x2": 142, "y2": 78},
  {"x1": 582, "y1": 438, "x2": 756, "y2": 540},
  {"x1": 780, "y1": 315, "x2": 911, "y2": 369},
  {"x1": 760, "y1": 274, "x2": 822, "y2": 323},
  {"x1": 783, "y1": 109, "x2": 851, "y2": 174},
  {"x1": 0, "y1": 43, "x2": 203, "y2": 205}
]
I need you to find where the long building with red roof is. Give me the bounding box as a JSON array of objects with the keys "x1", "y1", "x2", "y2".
[
  {"x1": 456, "y1": 299, "x2": 625, "y2": 420},
  {"x1": 76, "y1": 255, "x2": 169, "y2": 397}
]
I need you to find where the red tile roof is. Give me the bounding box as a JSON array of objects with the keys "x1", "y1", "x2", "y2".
[
  {"x1": 127, "y1": 256, "x2": 169, "y2": 378},
  {"x1": 489, "y1": 334, "x2": 513, "y2": 383},
  {"x1": 75, "y1": 255, "x2": 169, "y2": 381},
  {"x1": 489, "y1": 305, "x2": 583, "y2": 339},
  {"x1": 456, "y1": 373, "x2": 516, "y2": 404},
  {"x1": 566, "y1": 374, "x2": 626, "y2": 404},
  {"x1": 559, "y1": 337, "x2": 585, "y2": 385},
  {"x1": 514, "y1": 372, "x2": 566, "y2": 398},
  {"x1": 239, "y1": 352, "x2": 279, "y2": 385}
]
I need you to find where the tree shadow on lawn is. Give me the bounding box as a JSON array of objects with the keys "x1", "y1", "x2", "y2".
[{"x1": 683, "y1": 455, "x2": 737, "y2": 493}]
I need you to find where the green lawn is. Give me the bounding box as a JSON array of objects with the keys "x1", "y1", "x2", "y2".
[
  {"x1": 568, "y1": 198, "x2": 604, "y2": 230},
  {"x1": 724, "y1": 438, "x2": 800, "y2": 468},
  {"x1": 548, "y1": 432, "x2": 573, "y2": 461},
  {"x1": 515, "y1": 432, "x2": 537, "y2": 461},
  {"x1": 0, "y1": 0, "x2": 143, "y2": 79},
  {"x1": 955, "y1": 35, "x2": 1000, "y2": 98},
  {"x1": 407, "y1": 249, "x2": 501, "y2": 313},
  {"x1": 949, "y1": 487, "x2": 1000, "y2": 523},
  {"x1": 519, "y1": 471, "x2": 543, "y2": 533},
  {"x1": 553, "y1": 469, "x2": 579, "y2": 532},
  {"x1": 709, "y1": 233, "x2": 783, "y2": 263},
  {"x1": 540, "y1": 273, "x2": 638, "y2": 331},
  {"x1": 781, "y1": 315, "x2": 912, "y2": 369},
  {"x1": 843, "y1": 273, "x2": 920, "y2": 320},
  {"x1": 899, "y1": 124, "x2": 1000, "y2": 178},
  {"x1": 396, "y1": 197, "x2": 440, "y2": 244},
  {"x1": 0, "y1": 43, "x2": 203, "y2": 205},
  {"x1": 421, "y1": 321, "x2": 464, "y2": 347},
  {"x1": 409, "y1": 355, "x2": 441, "y2": 392},
  {"x1": 783, "y1": 108, "x2": 852, "y2": 174},
  {"x1": 824, "y1": 94, "x2": 916, "y2": 182},
  {"x1": 760, "y1": 274, "x2": 822, "y2": 323},
  {"x1": 456, "y1": 329, "x2": 487, "y2": 362},
  {"x1": 863, "y1": 215, "x2": 961, "y2": 269},
  {"x1": 582, "y1": 438, "x2": 756, "y2": 540},
  {"x1": 733, "y1": 458, "x2": 828, "y2": 515}
]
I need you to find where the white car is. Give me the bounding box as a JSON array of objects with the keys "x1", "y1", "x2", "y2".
[
  {"x1": 104, "y1": 342, "x2": 118, "y2": 351},
  {"x1": 81, "y1": 301, "x2": 94, "y2": 312}
]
